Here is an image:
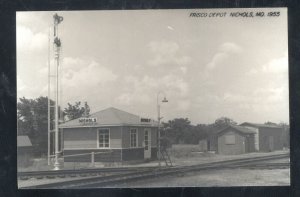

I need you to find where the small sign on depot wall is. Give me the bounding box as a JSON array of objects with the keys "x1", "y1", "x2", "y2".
[{"x1": 141, "y1": 118, "x2": 151, "y2": 123}]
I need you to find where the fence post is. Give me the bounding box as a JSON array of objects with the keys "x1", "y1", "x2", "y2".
[{"x1": 91, "y1": 152, "x2": 95, "y2": 167}]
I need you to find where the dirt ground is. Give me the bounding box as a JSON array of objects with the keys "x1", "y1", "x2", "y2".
[
  {"x1": 18, "y1": 145, "x2": 290, "y2": 188},
  {"x1": 18, "y1": 144, "x2": 290, "y2": 171},
  {"x1": 116, "y1": 168, "x2": 290, "y2": 187},
  {"x1": 168, "y1": 144, "x2": 290, "y2": 167}
]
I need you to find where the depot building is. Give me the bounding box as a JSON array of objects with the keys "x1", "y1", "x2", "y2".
[{"x1": 59, "y1": 107, "x2": 158, "y2": 163}]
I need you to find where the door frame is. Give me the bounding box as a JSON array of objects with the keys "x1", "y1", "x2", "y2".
[
  {"x1": 269, "y1": 136, "x2": 274, "y2": 151},
  {"x1": 144, "y1": 128, "x2": 151, "y2": 159}
]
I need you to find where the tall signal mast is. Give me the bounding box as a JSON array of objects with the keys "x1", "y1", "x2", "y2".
[{"x1": 48, "y1": 13, "x2": 63, "y2": 170}]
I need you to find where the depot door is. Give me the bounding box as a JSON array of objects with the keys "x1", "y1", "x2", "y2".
[{"x1": 144, "y1": 129, "x2": 151, "y2": 159}]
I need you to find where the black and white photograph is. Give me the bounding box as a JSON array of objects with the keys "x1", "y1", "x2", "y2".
[{"x1": 17, "y1": 8, "x2": 290, "y2": 188}]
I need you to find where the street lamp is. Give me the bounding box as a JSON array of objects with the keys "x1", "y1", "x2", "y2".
[{"x1": 157, "y1": 91, "x2": 168, "y2": 167}]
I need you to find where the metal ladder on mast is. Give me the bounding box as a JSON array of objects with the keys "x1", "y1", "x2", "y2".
[{"x1": 160, "y1": 148, "x2": 173, "y2": 167}]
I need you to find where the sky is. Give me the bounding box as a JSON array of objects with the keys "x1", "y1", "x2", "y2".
[{"x1": 17, "y1": 8, "x2": 289, "y2": 125}]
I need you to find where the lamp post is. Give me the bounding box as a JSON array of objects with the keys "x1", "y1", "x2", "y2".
[{"x1": 157, "y1": 91, "x2": 168, "y2": 167}]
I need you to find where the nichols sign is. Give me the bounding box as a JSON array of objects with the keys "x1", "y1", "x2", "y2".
[{"x1": 79, "y1": 118, "x2": 97, "y2": 124}]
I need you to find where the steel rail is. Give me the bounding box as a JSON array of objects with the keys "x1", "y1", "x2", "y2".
[
  {"x1": 21, "y1": 153, "x2": 289, "y2": 189},
  {"x1": 227, "y1": 162, "x2": 290, "y2": 169},
  {"x1": 18, "y1": 166, "x2": 157, "y2": 178}
]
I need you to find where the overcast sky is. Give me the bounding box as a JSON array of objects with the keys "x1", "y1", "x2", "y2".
[{"x1": 17, "y1": 8, "x2": 288, "y2": 125}]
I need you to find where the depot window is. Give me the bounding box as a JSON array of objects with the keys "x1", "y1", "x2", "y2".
[
  {"x1": 225, "y1": 134, "x2": 236, "y2": 145},
  {"x1": 98, "y1": 128, "x2": 110, "y2": 148},
  {"x1": 130, "y1": 129, "x2": 138, "y2": 147}
]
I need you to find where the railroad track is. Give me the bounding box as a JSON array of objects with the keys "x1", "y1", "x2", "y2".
[
  {"x1": 228, "y1": 162, "x2": 290, "y2": 170},
  {"x1": 21, "y1": 153, "x2": 289, "y2": 189},
  {"x1": 18, "y1": 166, "x2": 159, "y2": 180}
]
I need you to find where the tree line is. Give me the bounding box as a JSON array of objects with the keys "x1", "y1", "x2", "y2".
[
  {"x1": 161, "y1": 117, "x2": 290, "y2": 148},
  {"x1": 161, "y1": 117, "x2": 238, "y2": 145},
  {"x1": 17, "y1": 96, "x2": 89, "y2": 156},
  {"x1": 17, "y1": 96, "x2": 289, "y2": 157}
]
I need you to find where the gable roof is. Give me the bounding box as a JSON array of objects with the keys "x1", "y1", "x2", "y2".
[
  {"x1": 240, "y1": 122, "x2": 282, "y2": 129},
  {"x1": 59, "y1": 107, "x2": 158, "y2": 128},
  {"x1": 17, "y1": 136, "x2": 32, "y2": 147},
  {"x1": 217, "y1": 125, "x2": 256, "y2": 136}
]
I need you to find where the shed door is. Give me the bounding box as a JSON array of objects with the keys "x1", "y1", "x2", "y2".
[
  {"x1": 269, "y1": 136, "x2": 274, "y2": 151},
  {"x1": 245, "y1": 136, "x2": 250, "y2": 153},
  {"x1": 144, "y1": 129, "x2": 151, "y2": 159}
]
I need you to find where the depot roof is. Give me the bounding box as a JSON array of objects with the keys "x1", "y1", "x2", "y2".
[{"x1": 59, "y1": 107, "x2": 158, "y2": 128}]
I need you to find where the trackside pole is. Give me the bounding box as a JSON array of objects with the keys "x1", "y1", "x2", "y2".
[
  {"x1": 47, "y1": 26, "x2": 51, "y2": 166},
  {"x1": 52, "y1": 13, "x2": 63, "y2": 170}
]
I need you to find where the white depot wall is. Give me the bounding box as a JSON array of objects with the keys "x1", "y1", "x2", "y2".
[{"x1": 63, "y1": 128, "x2": 97, "y2": 149}]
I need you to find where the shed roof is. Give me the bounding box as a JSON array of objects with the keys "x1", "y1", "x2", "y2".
[
  {"x1": 240, "y1": 122, "x2": 282, "y2": 129},
  {"x1": 17, "y1": 136, "x2": 32, "y2": 147},
  {"x1": 217, "y1": 125, "x2": 256, "y2": 136},
  {"x1": 59, "y1": 107, "x2": 158, "y2": 128}
]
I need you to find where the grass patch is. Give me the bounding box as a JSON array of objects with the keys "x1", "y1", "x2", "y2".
[{"x1": 168, "y1": 144, "x2": 213, "y2": 158}]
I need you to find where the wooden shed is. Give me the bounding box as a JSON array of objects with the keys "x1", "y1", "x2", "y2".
[
  {"x1": 240, "y1": 122, "x2": 285, "y2": 152},
  {"x1": 217, "y1": 125, "x2": 256, "y2": 155},
  {"x1": 17, "y1": 135, "x2": 33, "y2": 166},
  {"x1": 59, "y1": 107, "x2": 158, "y2": 163}
]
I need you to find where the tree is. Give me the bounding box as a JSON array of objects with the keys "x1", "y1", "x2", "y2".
[
  {"x1": 162, "y1": 119, "x2": 216, "y2": 145},
  {"x1": 17, "y1": 97, "x2": 89, "y2": 156},
  {"x1": 163, "y1": 118, "x2": 192, "y2": 144},
  {"x1": 161, "y1": 117, "x2": 238, "y2": 145},
  {"x1": 17, "y1": 97, "x2": 35, "y2": 136},
  {"x1": 17, "y1": 96, "x2": 68, "y2": 156},
  {"x1": 63, "y1": 101, "x2": 90, "y2": 120},
  {"x1": 194, "y1": 124, "x2": 211, "y2": 140},
  {"x1": 214, "y1": 117, "x2": 237, "y2": 129},
  {"x1": 17, "y1": 96, "x2": 55, "y2": 156}
]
